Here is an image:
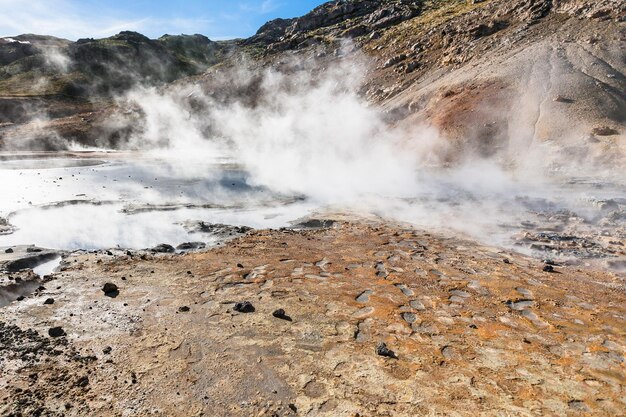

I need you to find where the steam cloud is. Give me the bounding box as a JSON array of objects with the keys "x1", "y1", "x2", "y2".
[{"x1": 0, "y1": 46, "x2": 623, "y2": 257}]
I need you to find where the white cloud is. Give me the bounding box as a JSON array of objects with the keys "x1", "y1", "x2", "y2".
[{"x1": 0, "y1": 0, "x2": 216, "y2": 39}]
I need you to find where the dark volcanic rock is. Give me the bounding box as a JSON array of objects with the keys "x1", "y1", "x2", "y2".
[
  {"x1": 233, "y1": 301, "x2": 255, "y2": 313},
  {"x1": 183, "y1": 221, "x2": 253, "y2": 238},
  {"x1": 293, "y1": 219, "x2": 336, "y2": 229},
  {"x1": 102, "y1": 282, "x2": 119, "y2": 297},
  {"x1": 75, "y1": 376, "x2": 89, "y2": 387},
  {"x1": 43, "y1": 298, "x2": 54, "y2": 305},
  {"x1": 48, "y1": 327, "x2": 65, "y2": 338},
  {"x1": 176, "y1": 242, "x2": 206, "y2": 251},
  {"x1": 376, "y1": 342, "x2": 398, "y2": 359},
  {"x1": 151, "y1": 244, "x2": 176, "y2": 253},
  {"x1": 272, "y1": 308, "x2": 292, "y2": 321},
  {"x1": 178, "y1": 306, "x2": 190, "y2": 313}
]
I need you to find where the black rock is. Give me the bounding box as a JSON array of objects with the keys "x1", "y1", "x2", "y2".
[
  {"x1": 272, "y1": 308, "x2": 292, "y2": 321},
  {"x1": 233, "y1": 301, "x2": 255, "y2": 313},
  {"x1": 43, "y1": 298, "x2": 54, "y2": 305},
  {"x1": 48, "y1": 327, "x2": 66, "y2": 338},
  {"x1": 106, "y1": 250, "x2": 113, "y2": 256},
  {"x1": 26, "y1": 247, "x2": 42, "y2": 253},
  {"x1": 16, "y1": 295, "x2": 25, "y2": 301},
  {"x1": 151, "y1": 243, "x2": 176, "y2": 253},
  {"x1": 376, "y1": 342, "x2": 398, "y2": 359},
  {"x1": 542, "y1": 265, "x2": 554, "y2": 273},
  {"x1": 102, "y1": 282, "x2": 119, "y2": 297},
  {"x1": 178, "y1": 306, "x2": 190, "y2": 312},
  {"x1": 294, "y1": 219, "x2": 336, "y2": 229},
  {"x1": 75, "y1": 376, "x2": 89, "y2": 387},
  {"x1": 237, "y1": 263, "x2": 244, "y2": 268},
  {"x1": 102, "y1": 346, "x2": 112, "y2": 354},
  {"x1": 5, "y1": 248, "x2": 13, "y2": 253},
  {"x1": 176, "y1": 242, "x2": 206, "y2": 251}
]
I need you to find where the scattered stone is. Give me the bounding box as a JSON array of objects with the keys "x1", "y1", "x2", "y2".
[
  {"x1": 441, "y1": 345, "x2": 457, "y2": 360},
  {"x1": 151, "y1": 244, "x2": 175, "y2": 253},
  {"x1": 505, "y1": 299, "x2": 535, "y2": 311},
  {"x1": 542, "y1": 265, "x2": 554, "y2": 272},
  {"x1": 353, "y1": 306, "x2": 375, "y2": 318},
  {"x1": 450, "y1": 289, "x2": 470, "y2": 298},
  {"x1": 293, "y1": 219, "x2": 335, "y2": 229},
  {"x1": 591, "y1": 126, "x2": 618, "y2": 136},
  {"x1": 376, "y1": 342, "x2": 398, "y2": 359},
  {"x1": 568, "y1": 400, "x2": 589, "y2": 411},
  {"x1": 409, "y1": 300, "x2": 426, "y2": 310},
  {"x1": 75, "y1": 376, "x2": 89, "y2": 388},
  {"x1": 178, "y1": 306, "x2": 190, "y2": 313},
  {"x1": 402, "y1": 312, "x2": 418, "y2": 324},
  {"x1": 272, "y1": 308, "x2": 292, "y2": 321},
  {"x1": 395, "y1": 284, "x2": 414, "y2": 296},
  {"x1": 521, "y1": 309, "x2": 548, "y2": 328},
  {"x1": 176, "y1": 242, "x2": 206, "y2": 251},
  {"x1": 233, "y1": 301, "x2": 255, "y2": 313},
  {"x1": 4, "y1": 248, "x2": 13, "y2": 253},
  {"x1": 449, "y1": 295, "x2": 466, "y2": 303},
  {"x1": 16, "y1": 296, "x2": 25, "y2": 301},
  {"x1": 43, "y1": 298, "x2": 54, "y2": 305},
  {"x1": 48, "y1": 327, "x2": 65, "y2": 338},
  {"x1": 102, "y1": 283, "x2": 119, "y2": 297},
  {"x1": 356, "y1": 290, "x2": 373, "y2": 303},
  {"x1": 515, "y1": 287, "x2": 533, "y2": 298},
  {"x1": 103, "y1": 346, "x2": 112, "y2": 354}
]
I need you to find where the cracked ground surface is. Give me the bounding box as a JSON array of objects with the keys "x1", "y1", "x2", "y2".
[{"x1": 1, "y1": 221, "x2": 624, "y2": 416}]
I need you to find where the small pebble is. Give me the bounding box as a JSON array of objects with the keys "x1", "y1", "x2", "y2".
[
  {"x1": 48, "y1": 327, "x2": 66, "y2": 338},
  {"x1": 376, "y1": 342, "x2": 397, "y2": 359},
  {"x1": 233, "y1": 301, "x2": 255, "y2": 313}
]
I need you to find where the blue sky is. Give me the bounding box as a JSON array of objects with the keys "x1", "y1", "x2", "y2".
[{"x1": 0, "y1": 0, "x2": 327, "y2": 40}]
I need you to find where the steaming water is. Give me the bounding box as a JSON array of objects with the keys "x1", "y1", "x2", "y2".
[
  {"x1": 0, "y1": 152, "x2": 315, "y2": 250},
  {"x1": 0, "y1": 151, "x2": 623, "y2": 271}
]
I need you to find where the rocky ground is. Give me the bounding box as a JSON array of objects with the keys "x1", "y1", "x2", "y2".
[{"x1": 1, "y1": 220, "x2": 624, "y2": 416}]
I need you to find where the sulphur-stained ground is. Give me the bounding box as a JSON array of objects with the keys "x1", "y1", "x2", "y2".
[{"x1": 0, "y1": 221, "x2": 624, "y2": 416}]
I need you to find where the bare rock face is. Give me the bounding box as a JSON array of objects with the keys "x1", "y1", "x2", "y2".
[{"x1": 260, "y1": 0, "x2": 422, "y2": 50}]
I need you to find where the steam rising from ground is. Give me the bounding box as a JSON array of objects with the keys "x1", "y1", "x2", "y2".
[
  {"x1": 0, "y1": 52, "x2": 624, "y2": 259},
  {"x1": 122, "y1": 55, "x2": 445, "y2": 202}
]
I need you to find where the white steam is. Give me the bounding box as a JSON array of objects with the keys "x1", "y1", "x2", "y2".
[{"x1": 1, "y1": 50, "x2": 623, "y2": 258}]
